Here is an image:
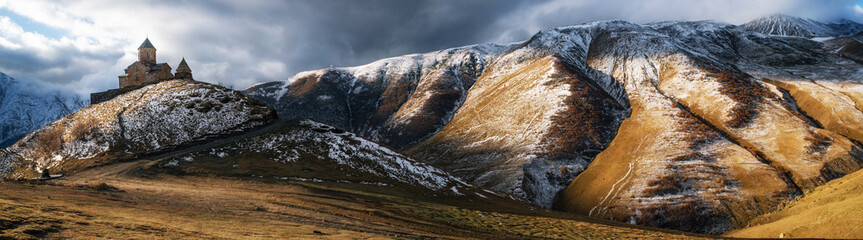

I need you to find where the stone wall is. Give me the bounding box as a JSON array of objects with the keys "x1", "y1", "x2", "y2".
[{"x1": 90, "y1": 84, "x2": 147, "y2": 105}]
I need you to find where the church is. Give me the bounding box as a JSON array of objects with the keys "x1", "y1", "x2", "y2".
[
  {"x1": 118, "y1": 38, "x2": 193, "y2": 88},
  {"x1": 91, "y1": 38, "x2": 194, "y2": 104}
]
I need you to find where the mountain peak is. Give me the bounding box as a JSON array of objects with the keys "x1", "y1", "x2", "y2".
[
  {"x1": 832, "y1": 18, "x2": 858, "y2": 24},
  {"x1": 742, "y1": 14, "x2": 863, "y2": 38}
]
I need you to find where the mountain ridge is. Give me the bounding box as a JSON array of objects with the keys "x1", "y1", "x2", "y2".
[{"x1": 244, "y1": 18, "x2": 863, "y2": 234}]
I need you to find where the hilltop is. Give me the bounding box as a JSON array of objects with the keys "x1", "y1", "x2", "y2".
[{"x1": 0, "y1": 79, "x2": 276, "y2": 179}]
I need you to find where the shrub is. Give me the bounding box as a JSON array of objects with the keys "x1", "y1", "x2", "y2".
[
  {"x1": 643, "y1": 174, "x2": 684, "y2": 196},
  {"x1": 35, "y1": 126, "x2": 64, "y2": 153},
  {"x1": 636, "y1": 198, "x2": 725, "y2": 234},
  {"x1": 804, "y1": 130, "x2": 832, "y2": 154},
  {"x1": 78, "y1": 181, "x2": 119, "y2": 191},
  {"x1": 70, "y1": 117, "x2": 99, "y2": 141},
  {"x1": 674, "y1": 111, "x2": 721, "y2": 150}
]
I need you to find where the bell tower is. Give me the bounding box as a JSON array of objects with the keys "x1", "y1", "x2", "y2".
[
  {"x1": 175, "y1": 58, "x2": 193, "y2": 80},
  {"x1": 138, "y1": 38, "x2": 156, "y2": 64}
]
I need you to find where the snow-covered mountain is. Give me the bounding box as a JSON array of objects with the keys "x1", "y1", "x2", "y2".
[
  {"x1": 741, "y1": 14, "x2": 863, "y2": 38},
  {"x1": 0, "y1": 72, "x2": 86, "y2": 148},
  {"x1": 245, "y1": 17, "x2": 863, "y2": 234}
]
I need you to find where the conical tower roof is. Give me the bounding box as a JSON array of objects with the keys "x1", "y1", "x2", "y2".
[
  {"x1": 138, "y1": 38, "x2": 155, "y2": 49},
  {"x1": 176, "y1": 58, "x2": 191, "y2": 72}
]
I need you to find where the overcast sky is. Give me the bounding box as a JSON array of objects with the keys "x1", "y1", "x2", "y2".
[{"x1": 0, "y1": 0, "x2": 862, "y2": 97}]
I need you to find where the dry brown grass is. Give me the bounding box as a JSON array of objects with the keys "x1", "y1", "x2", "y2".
[
  {"x1": 288, "y1": 74, "x2": 321, "y2": 97},
  {"x1": 659, "y1": 63, "x2": 679, "y2": 80},
  {"x1": 369, "y1": 81, "x2": 415, "y2": 126},
  {"x1": 0, "y1": 173, "x2": 713, "y2": 240},
  {"x1": 375, "y1": 68, "x2": 465, "y2": 149},
  {"x1": 66, "y1": 169, "x2": 730, "y2": 240},
  {"x1": 728, "y1": 165, "x2": 863, "y2": 239}
]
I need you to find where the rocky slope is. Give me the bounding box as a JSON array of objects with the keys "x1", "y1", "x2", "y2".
[
  {"x1": 0, "y1": 80, "x2": 276, "y2": 179},
  {"x1": 246, "y1": 17, "x2": 863, "y2": 234},
  {"x1": 158, "y1": 119, "x2": 485, "y2": 197},
  {"x1": 0, "y1": 72, "x2": 86, "y2": 148},
  {"x1": 823, "y1": 37, "x2": 863, "y2": 64}
]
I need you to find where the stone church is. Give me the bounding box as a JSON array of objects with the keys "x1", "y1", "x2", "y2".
[
  {"x1": 91, "y1": 38, "x2": 194, "y2": 104},
  {"x1": 118, "y1": 38, "x2": 193, "y2": 88}
]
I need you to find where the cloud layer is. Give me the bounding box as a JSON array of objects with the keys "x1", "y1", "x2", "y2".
[{"x1": 0, "y1": 0, "x2": 860, "y2": 96}]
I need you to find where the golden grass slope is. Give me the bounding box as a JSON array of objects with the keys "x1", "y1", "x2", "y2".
[{"x1": 726, "y1": 166, "x2": 863, "y2": 239}]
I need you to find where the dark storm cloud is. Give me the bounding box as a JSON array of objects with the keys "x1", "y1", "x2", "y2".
[
  {"x1": 228, "y1": 0, "x2": 536, "y2": 74},
  {"x1": 0, "y1": 0, "x2": 860, "y2": 96},
  {"x1": 0, "y1": 45, "x2": 119, "y2": 84},
  {"x1": 169, "y1": 0, "x2": 540, "y2": 88}
]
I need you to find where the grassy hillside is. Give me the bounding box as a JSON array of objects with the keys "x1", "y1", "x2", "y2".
[
  {"x1": 0, "y1": 168, "x2": 711, "y2": 239},
  {"x1": 727, "y1": 168, "x2": 863, "y2": 239}
]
